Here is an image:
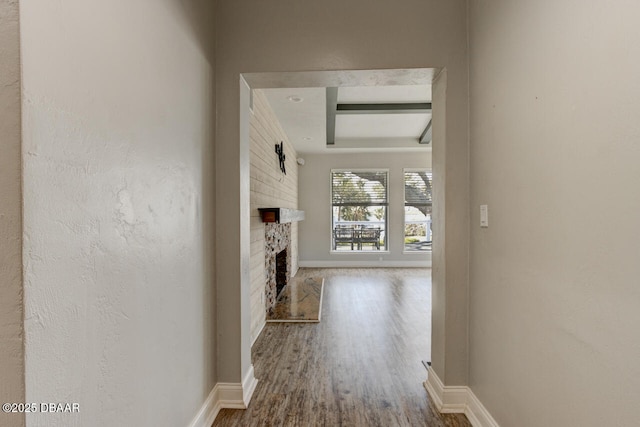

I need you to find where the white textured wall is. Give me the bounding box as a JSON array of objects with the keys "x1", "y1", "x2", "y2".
[
  {"x1": 249, "y1": 90, "x2": 298, "y2": 344},
  {"x1": 298, "y1": 152, "x2": 431, "y2": 266},
  {"x1": 20, "y1": 1, "x2": 216, "y2": 426},
  {"x1": 0, "y1": 1, "x2": 25, "y2": 426},
  {"x1": 469, "y1": 1, "x2": 640, "y2": 426},
  {"x1": 216, "y1": 0, "x2": 469, "y2": 386}
]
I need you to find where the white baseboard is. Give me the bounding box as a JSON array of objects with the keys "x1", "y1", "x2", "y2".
[
  {"x1": 465, "y1": 388, "x2": 500, "y2": 427},
  {"x1": 298, "y1": 260, "x2": 431, "y2": 268},
  {"x1": 187, "y1": 365, "x2": 259, "y2": 427},
  {"x1": 187, "y1": 385, "x2": 221, "y2": 427},
  {"x1": 242, "y1": 365, "x2": 259, "y2": 406},
  {"x1": 252, "y1": 321, "x2": 266, "y2": 347},
  {"x1": 424, "y1": 367, "x2": 499, "y2": 427}
]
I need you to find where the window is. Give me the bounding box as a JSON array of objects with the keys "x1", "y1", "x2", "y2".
[
  {"x1": 331, "y1": 170, "x2": 388, "y2": 251},
  {"x1": 404, "y1": 169, "x2": 432, "y2": 252}
]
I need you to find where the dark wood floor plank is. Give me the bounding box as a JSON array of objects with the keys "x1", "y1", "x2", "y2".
[{"x1": 213, "y1": 268, "x2": 471, "y2": 427}]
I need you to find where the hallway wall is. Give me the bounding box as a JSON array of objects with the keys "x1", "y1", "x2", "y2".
[
  {"x1": 19, "y1": 1, "x2": 216, "y2": 426},
  {"x1": 469, "y1": 1, "x2": 640, "y2": 425},
  {"x1": 0, "y1": 1, "x2": 25, "y2": 426}
]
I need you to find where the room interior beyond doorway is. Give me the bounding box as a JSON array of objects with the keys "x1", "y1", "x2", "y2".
[{"x1": 243, "y1": 68, "x2": 438, "y2": 347}]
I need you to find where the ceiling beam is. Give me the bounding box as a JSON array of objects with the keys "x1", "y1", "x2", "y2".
[
  {"x1": 419, "y1": 118, "x2": 432, "y2": 144},
  {"x1": 327, "y1": 98, "x2": 433, "y2": 146},
  {"x1": 326, "y1": 87, "x2": 338, "y2": 145},
  {"x1": 336, "y1": 102, "x2": 432, "y2": 115}
]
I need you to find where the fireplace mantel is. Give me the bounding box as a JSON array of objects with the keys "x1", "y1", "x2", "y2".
[{"x1": 258, "y1": 208, "x2": 305, "y2": 224}]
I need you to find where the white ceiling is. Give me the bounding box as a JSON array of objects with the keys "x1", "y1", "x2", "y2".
[
  {"x1": 262, "y1": 84, "x2": 432, "y2": 154},
  {"x1": 335, "y1": 114, "x2": 431, "y2": 139},
  {"x1": 261, "y1": 87, "x2": 325, "y2": 154}
]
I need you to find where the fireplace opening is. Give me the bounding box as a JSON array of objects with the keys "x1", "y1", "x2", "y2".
[{"x1": 275, "y1": 249, "x2": 287, "y2": 297}]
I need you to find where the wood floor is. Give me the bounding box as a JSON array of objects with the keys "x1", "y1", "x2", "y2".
[{"x1": 213, "y1": 268, "x2": 471, "y2": 427}]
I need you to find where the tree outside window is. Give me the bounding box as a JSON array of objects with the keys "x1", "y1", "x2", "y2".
[
  {"x1": 404, "y1": 170, "x2": 432, "y2": 252},
  {"x1": 331, "y1": 170, "x2": 388, "y2": 251}
]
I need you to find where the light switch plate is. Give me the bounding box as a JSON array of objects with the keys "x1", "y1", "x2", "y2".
[{"x1": 480, "y1": 205, "x2": 489, "y2": 228}]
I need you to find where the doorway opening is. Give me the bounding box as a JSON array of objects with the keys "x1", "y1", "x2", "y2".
[{"x1": 240, "y1": 69, "x2": 445, "y2": 368}]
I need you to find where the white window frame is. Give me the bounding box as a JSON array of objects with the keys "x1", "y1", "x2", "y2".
[
  {"x1": 330, "y1": 168, "x2": 390, "y2": 253},
  {"x1": 403, "y1": 168, "x2": 433, "y2": 254}
]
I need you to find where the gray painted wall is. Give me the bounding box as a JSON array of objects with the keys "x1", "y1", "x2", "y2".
[
  {"x1": 7, "y1": 1, "x2": 639, "y2": 424},
  {"x1": 298, "y1": 152, "x2": 431, "y2": 266},
  {"x1": 20, "y1": 1, "x2": 216, "y2": 425},
  {"x1": 216, "y1": 0, "x2": 469, "y2": 386},
  {"x1": 0, "y1": 1, "x2": 25, "y2": 426},
  {"x1": 469, "y1": 1, "x2": 640, "y2": 425}
]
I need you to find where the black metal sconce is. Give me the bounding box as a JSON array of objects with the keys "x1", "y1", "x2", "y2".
[{"x1": 275, "y1": 141, "x2": 286, "y2": 174}]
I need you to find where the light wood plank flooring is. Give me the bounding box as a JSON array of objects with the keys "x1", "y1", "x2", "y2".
[{"x1": 213, "y1": 268, "x2": 470, "y2": 427}]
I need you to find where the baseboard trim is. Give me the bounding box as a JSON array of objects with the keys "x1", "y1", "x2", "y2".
[
  {"x1": 187, "y1": 386, "x2": 221, "y2": 427},
  {"x1": 188, "y1": 365, "x2": 259, "y2": 427},
  {"x1": 424, "y1": 367, "x2": 500, "y2": 427},
  {"x1": 424, "y1": 366, "x2": 467, "y2": 413},
  {"x1": 298, "y1": 260, "x2": 431, "y2": 268},
  {"x1": 216, "y1": 383, "x2": 246, "y2": 409},
  {"x1": 465, "y1": 389, "x2": 499, "y2": 427},
  {"x1": 242, "y1": 364, "x2": 259, "y2": 406},
  {"x1": 252, "y1": 321, "x2": 266, "y2": 347}
]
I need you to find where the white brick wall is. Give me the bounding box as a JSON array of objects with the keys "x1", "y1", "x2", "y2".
[{"x1": 249, "y1": 90, "x2": 298, "y2": 344}]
